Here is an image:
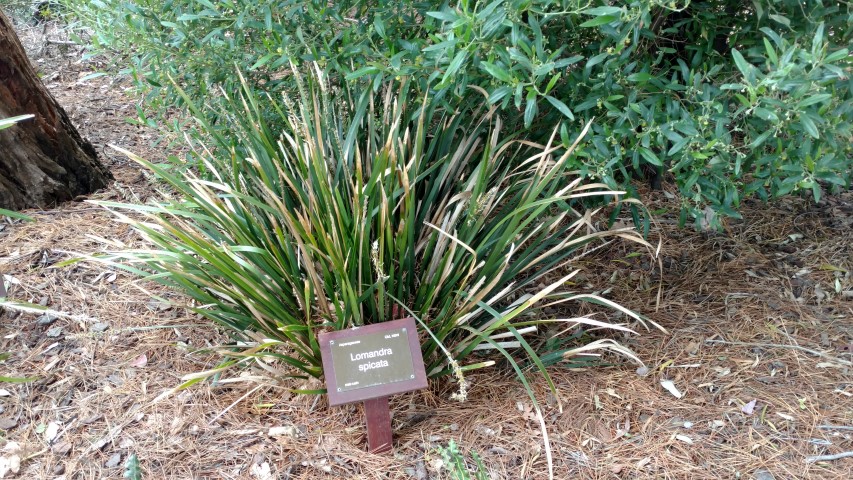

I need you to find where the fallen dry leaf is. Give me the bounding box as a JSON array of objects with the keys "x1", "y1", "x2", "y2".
[
  {"x1": 742, "y1": 399, "x2": 757, "y2": 415},
  {"x1": 660, "y1": 379, "x2": 683, "y2": 399},
  {"x1": 80, "y1": 413, "x2": 102, "y2": 425},
  {"x1": 251, "y1": 462, "x2": 275, "y2": 480},
  {"x1": 44, "y1": 421, "x2": 60, "y2": 442},
  {"x1": 51, "y1": 441, "x2": 72, "y2": 456},
  {"x1": 104, "y1": 452, "x2": 122, "y2": 468},
  {"x1": 268, "y1": 426, "x2": 299, "y2": 438},
  {"x1": 129, "y1": 354, "x2": 148, "y2": 368},
  {"x1": 0, "y1": 455, "x2": 21, "y2": 479},
  {"x1": 605, "y1": 388, "x2": 622, "y2": 399},
  {"x1": 0, "y1": 444, "x2": 20, "y2": 455}
]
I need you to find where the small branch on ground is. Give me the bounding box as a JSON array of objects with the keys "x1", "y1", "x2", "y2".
[
  {"x1": 818, "y1": 425, "x2": 853, "y2": 431},
  {"x1": 704, "y1": 339, "x2": 853, "y2": 367},
  {"x1": 45, "y1": 39, "x2": 77, "y2": 46},
  {"x1": 0, "y1": 300, "x2": 99, "y2": 323},
  {"x1": 806, "y1": 451, "x2": 853, "y2": 463}
]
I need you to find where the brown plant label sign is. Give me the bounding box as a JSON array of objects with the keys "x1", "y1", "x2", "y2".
[{"x1": 319, "y1": 317, "x2": 427, "y2": 406}]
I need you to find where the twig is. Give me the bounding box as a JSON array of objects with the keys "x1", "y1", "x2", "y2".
[
  {"x1": 23, "y1": 447, "x2": 49, "y2": 462},
  {"x1": 704, "y1": 339, "x2": 853, "y2": 367},
  {"x1": 208, "y1": 384, "x2": 262, "y2": 425},
  {"x1": 45, "y1": 39, "x2": 78, "y2": 46},
  {"x1": 0, "y1": 300, "x2": 99, "y2": 323},
  {"x1": 818, "y1": 425, "x2": 853, "y2": 431},
  {"x1": 806, "y1": 451, "x2": 853, "y2": 463},
  {"x1": 30, "y1": 208, "x2": 108, "y2": 215}
]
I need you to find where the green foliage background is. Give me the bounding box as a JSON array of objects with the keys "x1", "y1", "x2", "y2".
[{"x1": 61, "y1": 0, "x2": 852, "y2": 228}]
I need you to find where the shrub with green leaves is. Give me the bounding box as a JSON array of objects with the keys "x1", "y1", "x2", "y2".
[
  {"x1": 96, "y1": 73, "x2": 657, "y2": 399},
  {"x1": 63, "y1": 0, "x2": 852, "y2": 228}
]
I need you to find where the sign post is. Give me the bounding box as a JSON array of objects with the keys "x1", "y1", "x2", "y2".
[
  {"x1": 363, "y1": 396, "x2": 393, "y2": 453},
  {"x1": 318, "y1": 317, "x2": 427, "y2": 454}
]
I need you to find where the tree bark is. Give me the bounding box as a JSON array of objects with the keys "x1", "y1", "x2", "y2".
[{"x1": 0, "y1": 9, "x2": 111, "y2": 210}]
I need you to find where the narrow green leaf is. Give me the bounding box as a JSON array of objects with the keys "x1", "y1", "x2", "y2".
[
  {"x1": 811, "y1": 183, "x2": 822, "y2": 203},
  {"x1": 579, "y1": 15, "x2": 618, "y2": 28},
  {"x1": 373, "y1": 16, "x2": 386, "y2": 38},
  {"x1": 768, "y1": 14, "x2": 790, "y2": 28},
  {"x1": 0, "y1": 208, "x2": 35, "y2": 222},
  {"x1": 800, "y1": 115, "x2": 819, "y2": 139},
  {"x1": 0, "y1": 114, "x2": 35, "y2": 130},
  {"x1": 627, "y1": 72, "x2": 654, "y2": 82},
  {"x1": 0, "y1": 376, "x2": 38, "y2": 383},
  {"x1": 824, "y1": 48, "x2": 849, "y2": 63},
  {"x1": 249, "y1": 54, "x2": 275, "y2": 70},
  {"x1": 552, "y1": 55, "x2": 584, "y2": 69},
  {"x1": 731, "y1": 49, "x2": 753, "y2": 78},
  {"x1": 426, "y1": 10, "x2": 458, "y2": 22},
  {"x1": 753, "y1": 107, "x2": 778, "y2": 122},
  {"x1": 763, "y1": 38, "x2": 778, "y2": 65},
  {"x1": 638, "y1": 148, "x2": 663, "y2": 167},
  {"x1": 441, "y1": 50, "x2": 467, "y2": 84},
  {"x1": 480, "y1": 61, "x2": 513, "y2": 83},
  {"x1": 544, "y1": 96, "x2": 574, "y2": 120},
  {"x1": 345, "y1": 66, "x2": 380, "y2": 80},
  {"x1": 488, "y1": 86, "x2": 512, "y2": 104},
  {"x1": 585, "y1": 52, "x2": 609, "y2": 69},
  {"x1": 583, "y1": 6, "x2": 623, "y2": 16},
  {"x1": 748, "y1": 130, "x2": 773, "y2": 149},
  {"x1": 667, "y1": 137, "x2": 691, "y2": 156},
  {"x1": 797, "y1": 94, "x2": 832, "y2": 108},
  {"x1": 524, "y1": 97, "x2": 537, "y2": 127}
]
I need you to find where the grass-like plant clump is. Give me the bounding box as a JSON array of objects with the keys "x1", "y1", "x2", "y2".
[{"x1": 95, "y1": 72, "x2": 660, "y2": 399}]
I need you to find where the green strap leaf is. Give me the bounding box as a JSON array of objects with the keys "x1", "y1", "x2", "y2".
[
  {"x1": 0, "y1": 208, "x2": 35, "y2": 222},
  {"x1": 0, "y1": 114, "x2": 35, "y2": 131}
]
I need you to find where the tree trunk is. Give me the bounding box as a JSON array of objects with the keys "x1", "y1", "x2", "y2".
[{"x1": 0, "y1": 10, "x2": 111, "y2": 210}]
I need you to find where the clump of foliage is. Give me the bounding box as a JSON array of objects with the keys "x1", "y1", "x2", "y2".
[
  {"x1": 123, "y1": 454, "x2": 142, "y2": 480},
  {"x1": 434, "y1": 440, "x2": 490, "y2": 480},
  {"x1": 63, "y1": 0, "x2": 852, "y2": 227},
  {"x1": 96, "y1": 73, "x2": 655, "y2": 397}
]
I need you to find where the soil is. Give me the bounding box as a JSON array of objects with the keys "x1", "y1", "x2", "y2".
[{"x1": 1, "y1": 18, "x2": 851, "y2": 480}]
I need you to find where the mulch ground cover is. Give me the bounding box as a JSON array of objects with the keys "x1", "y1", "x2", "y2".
[{"x1": 1, "y1": 18, "x2": 851, "y2": 480}]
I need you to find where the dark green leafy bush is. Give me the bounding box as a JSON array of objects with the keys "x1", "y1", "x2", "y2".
[{"x1": 63, "y1": 0, "x2": 853, "y2": 227}]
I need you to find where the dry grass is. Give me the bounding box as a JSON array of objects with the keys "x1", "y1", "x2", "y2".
[{"x1": 1, "y1": 20, "x2": 851, "y2": 480}]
